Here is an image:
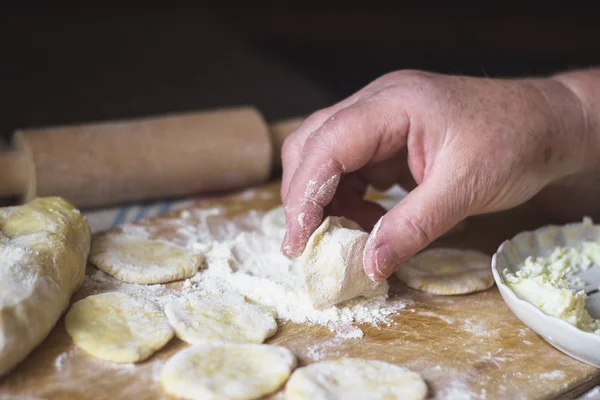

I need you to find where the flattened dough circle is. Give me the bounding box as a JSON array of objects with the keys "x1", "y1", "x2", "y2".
[
  {"x1": 164, "y1": 291, "x2": 277, "y2": 344},
  {"x1": 90, "y1": 233, "x2": 203, "y2": 284},
  {"x1": 65, "y1": 292, "x2": 174, "y2": 363},
  {"x1": 160, "y1": 343, "x2": 297, "y2": 400},
  {"x1": 395, "y1": 248, "x2": 493, "y2": 295},
  {"x1": 285, "y1": 358, "x2": 427, "y2": 400}
]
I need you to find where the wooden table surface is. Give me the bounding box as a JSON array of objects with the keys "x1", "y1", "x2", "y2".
[{"x1": 1, "y1": 182, "x2": 599, "y2": 399}]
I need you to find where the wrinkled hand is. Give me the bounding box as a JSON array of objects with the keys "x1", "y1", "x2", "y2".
[{"x1": 280, "y1": 70, "x2": 590, "y2": 281}]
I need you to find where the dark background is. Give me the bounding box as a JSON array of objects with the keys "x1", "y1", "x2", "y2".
[{"x1": 1, "y1": 2, "x2": 599, "y2": 142}]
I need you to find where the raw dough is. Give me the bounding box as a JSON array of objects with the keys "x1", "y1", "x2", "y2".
[
  {"x1": 160, "y1": 343, "x2": 296, "y2": 400},
  {"x1": 65, "y1": 292, "x2": 174, "y2": 363},
  {"x1": 261, "y1": 205, "x2": 286, "y2": 238},
  {"x1": 395, "y1": 248, "x2": 493, "y2": 295},
  {"x1": 164, "y1": 291, "x2": 277, "y2": 344},
  {"x1": 285, "y1": 358, "x2": 427, "y2": 400},
  {"x1": 300, "y1": 216, "x2": 388, "y2": 309},
  {"x1": 503, "y1": 245, "x2": 600, "y2": 334},
  {"x1": 0, "y1": 197, "x2": 91, "y2": 376},
  {"x1": 90, "y1": 232, "x2": 203, "y2": 284}
]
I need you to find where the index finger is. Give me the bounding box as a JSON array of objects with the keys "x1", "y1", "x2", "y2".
[
  {"x1": 280, "y1": 84, "x2": 380, "y2": 203},
  {"x1": 281, "y1": 98, "x2": 410, "y2": 257}
]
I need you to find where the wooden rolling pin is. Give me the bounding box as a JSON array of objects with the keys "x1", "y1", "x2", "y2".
[{"x1": 0, "y1": 106, "x2": 303, "y2": 209}]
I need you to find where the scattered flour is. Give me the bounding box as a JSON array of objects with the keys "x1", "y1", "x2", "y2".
[
  {"x1": 54, "y1": 349, "x2": 76, "y2": 371},
  {"x1": 538, "y1": 370, "x2": 565, "y2": 380},
  {"x1": 437, "y1": 380, "x2": 476, "y2": 400},
  {"x1": 304, "y1": 336, "x2": 347, "y2": 362},
  {"x1": 331, "y1": 323, "x2": 365, "y2": 339},
  {"x1": 82, "y1": 205, "x2": 409, "y2": 336},
  {"x1": 305, "y1": 341, "x2": 331, "y2": 361},
  {"x1": 418, "y1": 311, "x2": 456, "y2": 324},
  {"x1": 461, "y1": 318, "x2": 499, "y2": 339}
]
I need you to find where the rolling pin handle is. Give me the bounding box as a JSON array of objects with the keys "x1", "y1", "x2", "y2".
[
  {"x1": 269, "y1": 116, "x2": 305, "y2": 169},
  {"x1": 0, "y1": 150, "x2": 28, "y2": 198}
]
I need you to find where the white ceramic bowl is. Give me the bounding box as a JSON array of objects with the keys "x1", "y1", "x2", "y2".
[{"x1": 491, "y1": 220, "x2": 600, "y2": 368}]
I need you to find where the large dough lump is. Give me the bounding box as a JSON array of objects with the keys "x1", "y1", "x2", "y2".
[
  {"x1": 65, "y1": 292, "x2": 174, "y2": 363},
  {"x1": 300, "y1": 216, "x2": 388, "y2": 309},
  {"x1": 0, "y1": 197, "x2": 91, "y2": 376},
  {"x1": 160, "y1": 343, "x2": 296, "y2": 400}
]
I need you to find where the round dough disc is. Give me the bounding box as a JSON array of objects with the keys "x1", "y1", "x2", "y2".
[
  {"x1": 90, "y1": 233, "x2": 203, "y2": 284},
  {"x1": 164, "y1": 291, "x2": 277, "y2": 344},
  {"x1": 285, "y1": 358, "x2": 427, "y2": 400},
  {"x1": 160, "y1": 343, "x2": 296, "y2": 400},
  {"x1": 395, "y1": 248, "x2": 493, "y2": 295},
  {"x1": 65, "y1": 292, "x2": 174, "y2": 363},
  {"x1": 261, "y1": 205, "x2": 286, "y2": 238}
]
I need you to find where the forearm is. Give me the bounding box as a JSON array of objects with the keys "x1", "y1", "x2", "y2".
[
  {"x1": 532, "y1": 68, "x2": 600, "y2": 221},
  {"x1": 552, "y1": 67, "x2": 600, "y2": 171}
]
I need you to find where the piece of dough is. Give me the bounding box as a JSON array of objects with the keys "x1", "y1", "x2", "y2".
[
  {"x1": 285, "y1": 358, "x2": 427, "y2": 400},
  {"x1": 395, "y1": 248, "x2": 493, "y2": 295},
  {"x1": 90, "y1": 232, "x2": 203, "y2": 284},
  {"x1": 0, "y1": 197, "x2": 91, "y2": 376},
  {"x1": 160, "y1": 343, "x2": 296, "y2": 400},
  {"x1": 164, "y1": 291, "x2": 277, "y2": 344},
  {"x1": 65, "y1": 292, "x2": 174, "y2": 363},
  {"x1": 300, "y1": 216, "x2": 388, "y2": 309},
  {"x1": 261, "y1": 205, "x2": 286, "y2": 238}
]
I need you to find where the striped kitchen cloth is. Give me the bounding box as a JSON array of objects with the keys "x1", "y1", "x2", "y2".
[{"x1": 81, "y1": 184, "x2": 409, "y2": 234}]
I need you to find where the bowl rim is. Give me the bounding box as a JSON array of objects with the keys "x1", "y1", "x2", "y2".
[{"x1": 491, "y1": 222, "x2": 600, "y2": 342}]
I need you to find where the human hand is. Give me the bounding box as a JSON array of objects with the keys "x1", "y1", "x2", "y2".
[{"x1": 280, "y1": 69, "x2": 591, "y2": 281}]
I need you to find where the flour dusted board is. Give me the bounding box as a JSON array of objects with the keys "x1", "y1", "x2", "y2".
[{"x1": 0, "y1": 182, "x2": 599, "y2": 399}]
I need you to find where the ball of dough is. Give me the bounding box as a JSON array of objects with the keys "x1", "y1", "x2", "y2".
[
  {"x1": 160, "y1": 343, "x2": 296, "y2": 400},
  {"x1": 395, "y1": 248, "x2": 493, "y2": 295},
  {"x1": 285, "y1": 358, "x2": 427, "y2": 400},
  {"x1": 164, "y1": 291, "x2": 277, "y2": 344},
  {"x1": 90, "y1": 233, "x2": 203, "y2": 284},
  {"x1": 65, "y1": 292, "x2": 174, "y2": 363},
  {"x1": 300, "y1": 216, "x2": 388, "y2": 309}
]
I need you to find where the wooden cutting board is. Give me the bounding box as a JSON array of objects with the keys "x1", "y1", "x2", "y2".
[{"x1": 1, "y1": 181, "x2": 599, "y2": 400}]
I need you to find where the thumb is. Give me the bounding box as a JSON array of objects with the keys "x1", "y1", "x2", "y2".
[{"x1": 363, "y1": 174, "x2": 468, "y2": 281}]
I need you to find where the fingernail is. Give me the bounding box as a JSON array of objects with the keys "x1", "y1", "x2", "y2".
[
  {"x1": 373, "y1": 244, "x2": 399, "y2": 281},
  {"x1": 281, "y1": 230, "x2": 290, "y2": 254}
]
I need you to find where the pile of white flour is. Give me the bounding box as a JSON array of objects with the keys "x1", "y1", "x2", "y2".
[{"x1": 84, "y1": 203, "x2": 409, "y2": 337}]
